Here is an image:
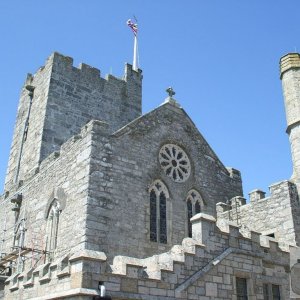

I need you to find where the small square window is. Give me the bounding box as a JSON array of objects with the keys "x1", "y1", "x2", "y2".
[{"x1": 236, "y1": 277, "x2": 248, "y2": 300}]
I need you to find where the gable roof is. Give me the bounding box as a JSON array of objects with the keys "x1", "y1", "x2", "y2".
[{"x1": 112, "y1": 100, "x2": 231, "y2": 175}]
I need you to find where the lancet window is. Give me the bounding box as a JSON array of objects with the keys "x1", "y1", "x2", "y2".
[
  {"x1": 46, "y1": 199, "x2": 60, "y2": 260},
  {"x1": 149, "y1": 180, "x2": 169, "y2": 244},
  {"x1": 186, "y1": 190, "x2": 204, "y2": 238}
]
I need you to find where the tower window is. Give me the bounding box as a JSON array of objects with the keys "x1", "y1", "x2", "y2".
[
  {"x1": 149, "y1": 180, "x2": 169, "y2": 244},
  {"x1": 186, "y1": 190, "x2": 204, "y2": 238}
]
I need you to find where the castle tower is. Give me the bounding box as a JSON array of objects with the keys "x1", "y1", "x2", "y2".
[
  {"x1": 280, "y1": 53, "x2": 300, "y2": 183},
  {"x1": 4, "y1": 52, "x2": 142, "y2": 190}
]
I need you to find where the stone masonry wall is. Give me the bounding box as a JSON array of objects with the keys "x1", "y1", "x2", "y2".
[
  {"x1": 4, "y1": 51, "x2": 294, "y2": 299},
  {"x1": 0, "y1": 120, "x2": 99, "y2": 274},
  {"x1": 42, "y1": 52, "x2": 142, "y2": 160},
  {"x1": 4, "y1": 67, "x2": 52, "y2": 190},
  {"x1": 217, "y1": 180, "x2": 300, "y2": 249},
  {"x1": 4, "y1": 52, "x2": 142, "y2": 190},
  {"x1": 3, "y1": 213, "x2": 291, "y2": 299},
  {"x1": 86, "y1": 101, "x2": 243, "y2": 261},
  {"x1": 99, "y1": 214, "x2": 291, "y2": 299}
]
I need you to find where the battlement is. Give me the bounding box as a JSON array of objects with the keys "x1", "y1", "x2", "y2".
[
  {"x1": 4, "y1": 52, "x2": 143, "y2": 191},
  {"x1": 46, "y1": 52, "x2": 98, "y2": 79},
  {"x1": 3, "y1": 212, "x2": 291, "y2": 299},
  {"x1": 1, "y1": 119, "x2": 108, "y2": 211},
  {"x1": 43, "y1": 52, "x2": 142, "y2": 83},
  {"x1": 217, "y1": 180, "x2": 300, "y2": 249},
  {"x1": 226, "y1": 167, "x2": 242, "y2": 181}
]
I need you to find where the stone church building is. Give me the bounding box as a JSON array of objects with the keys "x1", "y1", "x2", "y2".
[{"x1": 0, "y1": 51, "x2": 300, "y2": 299}]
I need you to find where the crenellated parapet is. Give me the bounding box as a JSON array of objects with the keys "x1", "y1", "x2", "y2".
[
  {"x1": 217, "y1": 180, "x2": 300, "y2": 249},
  {"x1": 4, "y1": 52, "x2": 142, "y2": 191},
  {"x1": 47, "y1": 51, "x2": 141, "y2": 78},
  {"x1": 0, "y1": 119, "x2": 113, "y2": 288},
  {"x1": 2, "y1": 119, "x2": 109, "y2": 202},
  {"x1": 3, "y1": 212, "x2": 292, "y2": 299}
]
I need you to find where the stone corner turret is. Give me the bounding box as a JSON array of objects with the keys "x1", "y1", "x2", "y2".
[{"x1": 280, "y1": 52, "x2": 300, "y2": 79}]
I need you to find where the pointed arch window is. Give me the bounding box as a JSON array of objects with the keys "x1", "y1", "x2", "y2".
[
  {"x1": 186, "y1": 190, "x2": 204, "y2": 238},
  {"x1": 149, "y1": 180, "x2": 169, "y2": 244},
  {"x1": 46, "y1": 199, "x2": 60, "y2": 260},
  {"x1": 195, "y1": 201, "x2": 201, "y2": 214},
  {"x1": 187, "y1": 199, "x2": 193, "y2": 239}
]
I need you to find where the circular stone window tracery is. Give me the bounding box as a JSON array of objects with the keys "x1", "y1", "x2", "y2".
[{"x1": 159, "y1": 144, "x2": 191, "y2": 182}]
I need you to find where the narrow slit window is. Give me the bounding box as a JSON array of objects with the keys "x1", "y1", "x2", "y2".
[{"x1": 187, "y1": 200, "x2": 193, "y2": 238}]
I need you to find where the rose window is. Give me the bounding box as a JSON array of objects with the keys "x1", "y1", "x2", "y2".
[{"x1": 159, "y1": 144, "x2": 191, "y2": 182}]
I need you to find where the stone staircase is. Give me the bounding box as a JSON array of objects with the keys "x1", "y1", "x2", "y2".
[{"x1": 110, "y1": 237, "x2": 213, "y2": 282}]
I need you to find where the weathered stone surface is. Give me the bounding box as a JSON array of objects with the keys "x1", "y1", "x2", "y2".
[
  {"x1": 217, "y1": 180, "x2": 300, "y2": 250},
  {"x1": 0, "y1": 52, "x2": 298, "y2": 299}
]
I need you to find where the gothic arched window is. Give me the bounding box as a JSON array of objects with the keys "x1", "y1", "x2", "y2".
[
  {"x1": 149, "y1": 180, "x2": 169, "y2": 244},
  {"x1": 186, "y1": 190, "x2": 204, "y2": 238},
  {"x1": 187, "y1": 199, "x2": 193, "y2": 238},
  {"x1": 195, "y1": 201, "x2": 201, "y2": 214},
  {"x1": 46, "y1": 199, "x2": 60, "y2": 260}
]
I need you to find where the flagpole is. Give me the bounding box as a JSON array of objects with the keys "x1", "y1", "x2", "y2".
[
  {"x1": 127, "y1": 18, "x2": 139, "y2": 71},
  {"x1": 133, "y1": 35, "x2": 138, "y2": 71}
]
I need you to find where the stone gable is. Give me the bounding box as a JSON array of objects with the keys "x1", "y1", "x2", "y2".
[{"x1": 0, "y1": 52, "x2": 299, "y2": 299}]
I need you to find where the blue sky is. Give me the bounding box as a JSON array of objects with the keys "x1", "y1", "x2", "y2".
[{"x1": 0, "y1": 1, "x2": 299, "y2": 197}]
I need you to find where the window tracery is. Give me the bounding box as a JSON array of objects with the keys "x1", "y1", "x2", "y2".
[{"x1": 159, "y1": 144, "x2": 191, "y2": 182}]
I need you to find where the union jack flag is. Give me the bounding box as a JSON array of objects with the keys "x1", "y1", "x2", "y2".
[{"x1": 127, "y1": 19, "x2": 138, "y2": 36}]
